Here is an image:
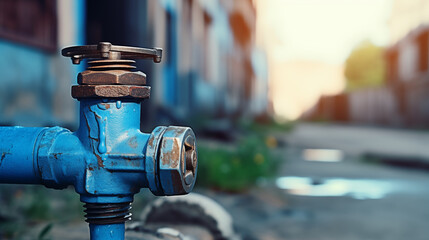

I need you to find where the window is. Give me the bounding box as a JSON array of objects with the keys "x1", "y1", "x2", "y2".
[{"x1": 0, "y1": 0, "x2": 57, "y2": 52}]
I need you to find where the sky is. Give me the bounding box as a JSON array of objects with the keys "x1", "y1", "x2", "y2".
[{"x1": 255, "y1": 0, "x2": 393, "y2": 120}]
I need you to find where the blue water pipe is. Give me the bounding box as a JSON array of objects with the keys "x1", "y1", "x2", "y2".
[{"x1": 0, "y1": 42, "x2": 198, "y2": 240}]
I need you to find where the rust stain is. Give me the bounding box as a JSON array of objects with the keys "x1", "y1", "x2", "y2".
[
  {"x1": 161, "y1": 139, "x2": 180, "y2": 166},
  {"x1": 127, "y1": 136, "x2": 138, "y2": 149},
  {"x1": 88, "y1": 166, "x2": 94, "y2": 171},
  {"x1": 96, "y1": 154, "x2": 104, "y2": 168},
  {"x1": 52, "y1": 153, "x2": 62, "y2": 160},
  {"x1": 84, "y1": 113, "x2": 100, "y2": 142},
  {"x1": 101, "y1": 103, "x2": 110, "y2": 109},
  {"x1": 148, "y1": 137, "x2": 154, "y2": 148}
]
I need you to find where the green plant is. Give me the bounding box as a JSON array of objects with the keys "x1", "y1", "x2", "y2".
[
  {"x1": 197, "y1": 134, "x2": 280, "y2": 191},
  {"x1": 24, "y1": 187, "x2": 52, "y2": 220},
  {"x1": 239, "y1": 117, "x2": 295, "y2": 135}
]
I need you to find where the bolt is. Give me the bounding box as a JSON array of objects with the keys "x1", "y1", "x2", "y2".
[
  {"x1": 158, "y1": 126, "x2": 197, "y2": 195},
  {"x1": 72, "y1": 55, "x2": 82, "y2": 65},
  {"x1": 98, "y1": 42, "x2": 112, "y2": 58}
]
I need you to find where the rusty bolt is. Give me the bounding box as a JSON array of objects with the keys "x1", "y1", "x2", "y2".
[
  {"x1": 158, "y1": 126, "x2": 197, "y2": 195},
  {"x1": 71, "y1": 85, "x2": 151, "y2": 99},
  {"x1": 78, "y1": 70, "x2": 146, "y2": 86}
]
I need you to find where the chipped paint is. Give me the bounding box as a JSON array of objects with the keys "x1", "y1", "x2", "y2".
[
  {"x1": 161, "y1": 138, "x2": 180, "y2": 167},
  {"x1": 0, "y1": 152, "x2": 9, "y2": 167},
  {"x1": 93, "y1": 111, "x2": 107, "y2": 154},
  {"x1": 127, "y1": 136, "x2": 138, "y2": 149}
]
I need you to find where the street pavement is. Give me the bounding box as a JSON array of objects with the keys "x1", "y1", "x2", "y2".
[
  {"x1": 285, "y1": 122, "x2": 429, "y2": 160},
  {"x1": 208, "y1": 123, "x2": 429, "y2": 240}
]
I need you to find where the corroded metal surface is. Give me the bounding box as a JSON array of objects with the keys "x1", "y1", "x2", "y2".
[
  {"x1": 158, "y1": 126, "x2": 197, "y2": 195},
  {"x1": 71, "y1": 85, "x2": 151, "y2": 99},
  {"x1": 78, "y1": 70, "x2": 146, "y2": 85}
]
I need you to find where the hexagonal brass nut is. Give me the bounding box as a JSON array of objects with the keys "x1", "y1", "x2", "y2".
[
  {"x1": 158, "y1": 126, "x2": 197, "y2": 195},
  {"x1": 78, "y1": 70, "x2": 146, "y2": 85},
  {"x1": 71, "y1": 85, "x2": 151, "y2": 99}
]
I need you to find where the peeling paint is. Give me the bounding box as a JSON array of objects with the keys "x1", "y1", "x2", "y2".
[
  {"x1": 127, "y1": 136, "x2": 138, "y2": 149},
  {"x1": 0, "y1": 152, "x2": 9, "y2": 167},
  {"x1": 161, "y1": 139, "x2": 180, "y2": 167},
  {"x1": 93, "y1": 111, "x2": 107, "y2": 154},
  {"x1": 96, "y1": 154, "x2": 104, "y2": 168}
]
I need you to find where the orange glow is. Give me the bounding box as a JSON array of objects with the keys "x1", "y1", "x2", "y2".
[{"x1": 255, "y1": 0, "x2": 392, "y2": 120}]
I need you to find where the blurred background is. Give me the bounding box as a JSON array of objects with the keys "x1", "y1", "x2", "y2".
[{"x1": 1, "y1": 0, "x2": 429, "y2": 239}]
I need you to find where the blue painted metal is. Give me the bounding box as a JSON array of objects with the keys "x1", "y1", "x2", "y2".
[
  {"x1": 0, "y1": 97, "x2": 197, "y2": 239},
  {"x1": 0, "y1": 43, "x2": 198, "y2": 240},
  {"x1": 90, "y1": 223, "x2": 125, "y2": 240},
  {"x1": 0, "y1": 127, "x2": 45, "y2": 184}
]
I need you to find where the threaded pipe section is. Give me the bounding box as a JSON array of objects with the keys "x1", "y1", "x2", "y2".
[{"x1": 84, "y1": 202, "x2": 132, "y2": 225}]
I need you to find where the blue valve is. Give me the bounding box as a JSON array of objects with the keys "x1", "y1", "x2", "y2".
[{"x1": 0, "y1": 42, "x2": 198, "y2": 240}]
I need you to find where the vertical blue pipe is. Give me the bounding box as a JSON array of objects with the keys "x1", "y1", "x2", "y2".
[
  {"x1": 0, "y1": 127, "x2": 45, "y2": 184},
  {"x1": 89, "y1": 224, "x2": 125, "y2": 240}
]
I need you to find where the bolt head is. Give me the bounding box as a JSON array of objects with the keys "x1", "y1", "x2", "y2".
[
  {"x1": 78, "y1": 70, "x2": 146, "y2": 85},
  {"x1": 158, "y1": 126, "x2": 197, "y2": 195}
]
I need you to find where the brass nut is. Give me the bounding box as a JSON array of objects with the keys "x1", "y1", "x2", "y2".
[
  {"x1": 71, "y1": 85, "x2": 151, "y2": 99},
  {"x1": 78, "y1": 70, "x2": 146, "y2": 85},
  {"x1": 158, "y1": 126, "x2": 197, "y2": 195}
]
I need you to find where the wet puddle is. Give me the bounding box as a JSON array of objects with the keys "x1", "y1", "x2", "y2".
[
  {"x1": 302, "y1": 149, "x2": 343, "y2": 162},
  {"x1": 276, "y1": 176, "x2": 395, "y2": 200}
]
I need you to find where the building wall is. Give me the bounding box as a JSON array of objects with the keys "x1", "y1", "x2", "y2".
[
  {"x1": 389, "y1": 0, "x2": 429, "y2": 44},
  {"x1": 348, "y1": 87, "x2": 398, "y2": 125},
  {"x1": 148, "y1": 0, "x2": 267, "y2": 123},
  {"x1": 307, "y1": 25, "x2": 429, "y2": 128},
  {"x1": 0, "y1": 0, "x2": 84, "y2": 129}
]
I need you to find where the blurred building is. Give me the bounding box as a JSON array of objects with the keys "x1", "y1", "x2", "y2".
[
  {"x1": 145, "y1": 0, "x2": 268, "y2": 125},
  {"x1": 389, "y1": 0, "x2": 429, "y2": 44},
  {"x1": 0, "y1": 0, "x2": 84, "y2": 128},
  {"x1": 0, "y1": 0, "x2": 269, "y2": 130},
  {"x1": 305, "y1": 0, "x2": 429, "y2": 128},
  {"x1": 385, "y1": 25, "x2": 429, "y2": 127},
  {"x1": 306, "y1": 22, "x2": 429, "y2": 128}
]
